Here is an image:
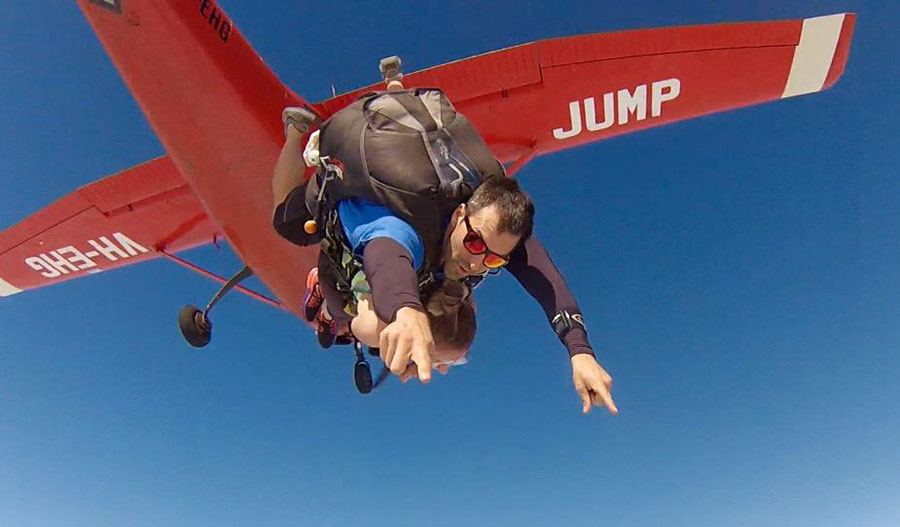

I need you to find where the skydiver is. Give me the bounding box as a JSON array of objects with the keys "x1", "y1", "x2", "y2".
[{"x1": 271, "y1": 91, "x2": 617, "y2": 415}]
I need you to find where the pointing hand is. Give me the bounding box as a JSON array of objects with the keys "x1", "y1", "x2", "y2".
[
  {"x1": 571, "y1": 354, "x2": 618, "y2": 415},
  {"x1": 378, "y1": 306, "x2": 434, "y2": 383}
]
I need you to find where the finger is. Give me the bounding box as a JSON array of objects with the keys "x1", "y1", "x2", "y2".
[
  {"x1": 400, "y1": 363, "x2": 417, "y2": 383},
  {"x1": 390, "y1": 354, "x2": 408, "y2": 376},
  {"x1": 416, "y1": 359, "x2": 432, "y2": 383},
  {"x1": 390, "y1": 336, "x2": 412, "y2": 375},
  {"x1": 379, "y1": 331, "x2": 395, "y2": 367},
  {"x1": 575, "y1": 382, "x2": 591, "y2": 414},
  {"x1": 413, "y1": 342, "x2": 433, "y2": 384},
  {"x1": 591, "y1": 388, "x2": 619, "y2": 415},
  {"x1": 436, "y1": 364, "x2": 449, "y2": 374},
  {"x1": 602, "y1": 391, "x2": 619, "y2": 415}
]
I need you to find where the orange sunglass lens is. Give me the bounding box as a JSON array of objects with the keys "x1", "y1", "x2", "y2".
[
  {"x1": 463, "y1": 233, "x2": 487, "y2": 254},
  {"x1": 483, "y1": 254, "x2": 507, "y2": 268}
]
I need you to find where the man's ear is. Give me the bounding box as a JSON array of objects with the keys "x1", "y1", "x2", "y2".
[
  {"x1": 454, "y1": 203, "x2": 466, "y2": 221},
  {"x1": 449, "y1": 204, "x2": 461, "y2": 225}
]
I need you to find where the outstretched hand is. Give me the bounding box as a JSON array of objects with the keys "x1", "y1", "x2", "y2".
[
  {"x1": 571, "y1": 354, "x2": 618, "y2": 415},
  {"x1": 378, "y1": 306, "x2": 434, "y2": 383}
]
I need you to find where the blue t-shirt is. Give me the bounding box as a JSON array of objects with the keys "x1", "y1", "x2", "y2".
[{"x1": 338, "y1": 199, "x2": 425, "y2": 270}]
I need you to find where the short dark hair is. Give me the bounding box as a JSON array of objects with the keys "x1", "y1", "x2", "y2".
[{"x1": 466, "y1": 176, "x2": 534, "y2": 239}]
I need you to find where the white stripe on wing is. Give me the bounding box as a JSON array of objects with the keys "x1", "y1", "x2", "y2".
[{"x1": 782, "y1": 14, "x2": 845, "y2": 98}]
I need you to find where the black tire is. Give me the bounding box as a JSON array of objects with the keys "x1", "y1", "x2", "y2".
[
  {"x1": 178, "y1": 305, "x2": 211, "y2": 348},
  {"x1": 354, "y1": 359, "x2": 373, "y2": 394}
]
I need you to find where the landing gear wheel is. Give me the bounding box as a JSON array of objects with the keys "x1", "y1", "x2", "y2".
[
  {"x1": 354, "y1": 359, "x2": 373, "y2": 394},
  {"x1": 178, "y1": 305, "x2": 212, "y2": 348}
]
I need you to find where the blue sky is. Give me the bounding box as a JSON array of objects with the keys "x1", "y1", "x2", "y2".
[{"x1": 1, "y1": 1, "x2": 898, "y2": 526}]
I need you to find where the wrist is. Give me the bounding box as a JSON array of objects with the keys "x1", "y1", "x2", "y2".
[
  {"x1": 394, "y1": 305, "x2": 425, "y2": 322},
  {"x1": 563, "y1": 326, "x2": 594, "y2": 358},
  {"x1": 570, "y1": 353, "x2": 598, "y2": 371},
  {"x1": 568, "y1": 346, "x2": 596, "y2": 360}
]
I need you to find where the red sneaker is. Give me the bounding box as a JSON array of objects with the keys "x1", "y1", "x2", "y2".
[
  {"x1": 303, "y1": 267, "x2": 325, "y2": 322},
  {"x1": 315, "y1": 310, "x2": 336, "y2": 348}
]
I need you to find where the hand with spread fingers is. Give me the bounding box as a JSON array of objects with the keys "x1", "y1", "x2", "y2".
[
  {"x1": 378, "y1": 306, "x2": 434, "y2": 383},
  {"x1": 571, "y1": 354, "x2": 618, "y2": 415}
]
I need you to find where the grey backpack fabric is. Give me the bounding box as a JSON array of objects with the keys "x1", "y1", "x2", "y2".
[{"x1": 311, "y1": 88, "x2": 505, "y2": 270}]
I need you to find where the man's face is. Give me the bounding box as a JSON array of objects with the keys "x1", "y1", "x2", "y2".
[{"x1": 442, "y1": 203, "x2": 521, "y2": 280}]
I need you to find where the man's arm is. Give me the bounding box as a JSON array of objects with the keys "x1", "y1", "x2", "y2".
[
  {"x1": 362, "y1": 238, "x2": 433, "y2": 382},
  {"x1": 362, "y1": 238, "x2": 423, "y2": 323},
  {"x1": 505, "y1": 236, "x2": 593, "y2": 357},
  {"x1": 506, "y1": 236, "x2": 618, "y2": 414}
]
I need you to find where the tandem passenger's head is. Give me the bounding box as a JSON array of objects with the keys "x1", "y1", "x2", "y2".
[
  {"x1": 424, "y1": 279, "x2": 477, "y2": 373},
  {"x1": 442, "y1": 176, "x2": 534, "y2": 280}
]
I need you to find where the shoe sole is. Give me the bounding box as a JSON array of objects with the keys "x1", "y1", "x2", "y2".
[
  {"x1": 282, "y1": 107, "x2": 319, "y2": 136},
  {"x1": 316, "y1": 316, "x2": 336, "y2": 348}
]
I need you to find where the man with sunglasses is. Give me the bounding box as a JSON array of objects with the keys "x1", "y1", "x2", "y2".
[{"x1": 273, "y1": 94, "x2": 617, "y2": 415}]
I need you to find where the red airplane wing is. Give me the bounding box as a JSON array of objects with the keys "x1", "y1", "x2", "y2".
[
  {"x1": 0, "y1": 157, "x2": 216, "y2": 297},
  {"x1": 315, "y1": 13, "x2": 856, "y2": 168},
  {"x1": 1, "y1": 4, "x2": 856, "y2": 312},
  {"x1": 69, "y1": 0, "x2": 318, "y2": 314}
]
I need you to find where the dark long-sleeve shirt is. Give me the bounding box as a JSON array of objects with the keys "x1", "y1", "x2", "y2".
[{"x1": 505, "y1": 236, "x2": 593, "y2": 357}]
